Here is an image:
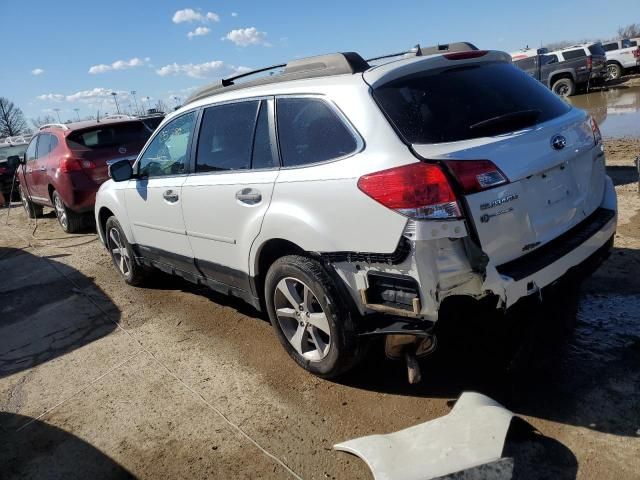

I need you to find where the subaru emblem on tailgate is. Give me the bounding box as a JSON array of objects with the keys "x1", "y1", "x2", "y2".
[
  {"x1": 118, "y1": 147, "x2": 127, "y2": 154},
  {"x1": 551, "y1": 135, "x2": 566, "y2": 150}
]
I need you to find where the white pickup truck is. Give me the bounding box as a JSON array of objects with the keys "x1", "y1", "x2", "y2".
[{"x1": 601, "y1": 39, "x2": 640, "y2": 79}]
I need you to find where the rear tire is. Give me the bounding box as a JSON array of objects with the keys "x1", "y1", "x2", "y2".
[
  {"x1": 264, "y1": 255, "x2": 363, "y2": 378},
  {"x1": 606, "y1": 62, "x2": 622, "y2": 81},
  {"x1": 551, "y1": 77, "x2": 575, "y2": 97},
  {"x1": 52, "y1": 190, "x2": 84, "y2": 233},
  {"x1": 19, "y1": 185, "x2": 43, "y2": 218},
  {"x1": 105, "y1": 216, "x2": 146, "y2": 286}
]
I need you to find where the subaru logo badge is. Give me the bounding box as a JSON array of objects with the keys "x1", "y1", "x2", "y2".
[
  {"x1": 551, "y1": 135, "x2": 566, "y2": 150},
  {"x1": 118, "y1": 146, "x2": 127, "y2": 154}
]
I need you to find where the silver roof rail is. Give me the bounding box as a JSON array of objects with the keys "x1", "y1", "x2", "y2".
[{"x1": 39, "y1": 123, "x2": 69, "y2": 131}]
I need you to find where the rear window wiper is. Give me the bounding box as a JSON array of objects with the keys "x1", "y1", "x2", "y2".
[{"x1": 469, "y1": 109, "x2": 542, "y2": 131}]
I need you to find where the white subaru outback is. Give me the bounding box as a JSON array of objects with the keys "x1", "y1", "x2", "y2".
[{"x1": 96, "y1": 45, "x2": 617, "y2": 380}]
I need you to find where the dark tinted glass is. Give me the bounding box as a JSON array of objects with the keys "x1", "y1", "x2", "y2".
[
  {"x1": 514, "y1": 57, "x2": 536, "y2": 70},
  {"x1": 277, "y1": 98, "x2": 357, "y2": 167},
  {"x1": 563, "y1": 49, "x2": 586, "y2": 59},
  {"x1": 602, "y1": 42, "x2": 618, "y2": 52},
  {"x1": 36, "y1": 134, "x2": 51, "y2": 157},
  {"x1": 196, "y1": 101, "x2": 259, "y2": 172},
  {"x1": 588, "y1": 44, "x2": 606, "y2": 56},
  {"x1": 67, "y1": 122, "x2": 150, "y2": 150},
  {"x1": 251, "y1": 102, "x2": 277, "y2": 169},
  {"x1": 373, "y1": 61, "x2": 571, "y2": 144},
  {"x1": 26, "y1": 138, "x2": 37, "y2": 162},
  {"x1": 141, "y1": 116, "x2": 164, "y2": 131},
  {"x1": 541, "y1": 54, "x2": 558, "y2": 64}
]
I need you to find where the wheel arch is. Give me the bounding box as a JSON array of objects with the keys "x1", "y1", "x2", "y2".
[
  {"x1": 251, "y1": 237, "x2": 308, "y2": 297},
  {"x1": 549, "y1": 70, "x2": 575, "y2": 86}
]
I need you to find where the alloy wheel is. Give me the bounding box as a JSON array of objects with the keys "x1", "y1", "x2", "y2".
[
  {"x1": 54, "y1": 194, "x2": 68, "y2": 230},
  {"x1": 108, "y1": 227, "x2": 132, "y2": 277},
  {"x1": 274, "y1": 277, "x2": 331, "y2": 361}
]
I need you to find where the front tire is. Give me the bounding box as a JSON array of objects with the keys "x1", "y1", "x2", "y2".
[
  {"x1": 52, "y1": 190, "x2": 84, "y2": 233},
  {"x1": 105, "y1": 216, "x2": 146, "y2": 286},
  {"x1": 551, "y1": 77, "x2": 575, "y2": 97},
  {"x1": 19, "y1": 185, "x2": 43, "y2": 218},
  {"x1": 264, "y1": 255, "x2": 363, "y2": 378}
]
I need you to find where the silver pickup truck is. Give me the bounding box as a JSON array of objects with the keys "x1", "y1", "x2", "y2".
[{"x1": 601, "y1": 39, "x2": 640, "y2": 80}]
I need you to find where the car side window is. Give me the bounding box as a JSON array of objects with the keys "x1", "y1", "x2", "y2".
[
  {"x1": 251, "y1": 101, "x2": 277, "y2": 170},
  {"x1": 276, "y1": 97, "x2": 358, "y2": 167},
  {"x1": 515, "y1": 57, "x2": 536, "y2": 70},
  {"x1": 196, "y1": 101, "x2": 260, "y2": 172},
  {"x1": 36, "y1": 134, "x2": 51, "y2": 158},
  {"x1": 138, "y1": 111, "x2": 196, "y2": 177},
  {"x1": 603, "y1": 42, "x2": 618, "y2": 52},
  {"x1": 25, "y1": 137, "x2": 37, "y2": 162}
]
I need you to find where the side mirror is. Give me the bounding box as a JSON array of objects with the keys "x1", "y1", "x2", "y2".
[
  {"x1": 108, "y1": 159, "x2": 133, "y2": 182},
  {"x1": 6, "y1": 155, "x2": 22, "y2": 168}
]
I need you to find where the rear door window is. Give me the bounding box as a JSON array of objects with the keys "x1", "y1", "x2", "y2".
[
  {"x1": 602, "y1": 42, "x2": 618, "y2": 52},
  {"x1": 373, "y1": 61, "x2": 571, "y2": 144},
  {"x1": 563, "y1": 49, "x2": 586, "y2": 60},
  {"x1": 251, "y1": 101, "x2": 277, "y2": 170},
  {"x1": 36, "y1": 134, "x2": 51, "y2": 158},
  {"x1": 196, "y1": 101, "x2": 260, "y2": 172},
  {"x1": 276, "y1": 97, "x2": 358, "y2": 167}
]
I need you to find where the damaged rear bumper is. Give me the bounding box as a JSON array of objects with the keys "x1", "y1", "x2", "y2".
[{"x1": 332, "y1": 179, "x2": 617, "y2": 324}]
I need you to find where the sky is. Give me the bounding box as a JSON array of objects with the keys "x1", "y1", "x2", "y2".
[{"x1": 1, "y1": 0, "x2": 637, "y2": 123}]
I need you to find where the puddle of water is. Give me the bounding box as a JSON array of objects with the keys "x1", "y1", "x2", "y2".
[{"x1": 567, "y1": 86, "x2": 640, "y2": 139}]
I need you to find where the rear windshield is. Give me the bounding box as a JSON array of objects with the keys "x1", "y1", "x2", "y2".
[
  {"x1": 67, "y1": 122, "x2": 151, "y2": 150},
  {"x1": 0, "y1": 144, "x2": 27, "y2": 160},
  {"x1": 373, "y1": 61, "x2": 571, "y2": 144},
  {"x1": 588, "y1": 44, "x2": 606, "y2": 56}
]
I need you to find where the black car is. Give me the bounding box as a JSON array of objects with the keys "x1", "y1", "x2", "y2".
[{"x1": 0, "y1": 142, "x2": 28, "y2": 205}]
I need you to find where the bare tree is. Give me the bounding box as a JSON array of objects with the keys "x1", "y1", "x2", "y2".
[
  {"x1": 30, "y1": 114, "x2": 57, "y2": 129},
  {"x1": 155, "y1": 99, "x2": 169, "y2": 113},
  {"x1": 617, "y1": 23, "x2": 640, "y2": 39},
  {"x1": 0, "y1": 97, "x2": 29, "y2": 136}
]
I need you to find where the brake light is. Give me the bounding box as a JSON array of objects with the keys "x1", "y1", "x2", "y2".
[
  {"x1": 357, "y1": 162, "x2": 461, "y2": 219},
  {"x1": 590, "y1": 116, "x2": 602, "y2": 145},
  {"x1": 634, "y1": 48, "x2": 640, "y2": 58},
  {"x1": 0, "y1": 167, "x2": 7, "y2": 175},
  {"x1": 443, "y1": 50, "x2": 488, "y2": 61},
  {"x1": 59, "y1": 157, "x2": 83, "y2": 172},
  {"x1": 586, "y1": 56, "x2": 593, "y2": 70},
  {"x1": 444, "y1": 160, "x2": 508, "y2": 194}
]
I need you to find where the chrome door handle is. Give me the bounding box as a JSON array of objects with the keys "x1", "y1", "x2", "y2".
[
  {"x1": 235, "y1": 188, "x2": 262, "y2": 205},
  {"x1": 163, "y1": 189, "x2": 179, "y2": 203}
]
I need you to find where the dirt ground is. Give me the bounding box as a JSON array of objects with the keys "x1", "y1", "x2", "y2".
[{"x1": 0, "y1": 137, "x2": 638, "y2": 479}]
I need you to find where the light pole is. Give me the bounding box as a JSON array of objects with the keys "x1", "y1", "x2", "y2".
[
  {"x1": 111, "y1": 92, "x2": 120, "y2": 114},
  {"x1": 145, "y1": 96, "x2": 151, "y2": 113},
  {"x1": 131, "y1": 90, "x2": 140, "y2": 116},
  {"x1": 173, "y1": 96, "x2": 181, "y2": 108},
  {"x1": 53, "y1": 108, "x2": 61, "y2": 122},
  {"x1": 73, "y1": 108, "x2": 80, "y2": 121}
]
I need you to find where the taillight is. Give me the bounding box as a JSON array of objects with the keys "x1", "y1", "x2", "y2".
[
  {"x1": 0, "y1": 167, "x2": 7, "y2": 175},
  {"x1": 59, "y1": 157, "x2": 83, "y2": 172},
  {"x1": 444, "y1": 160, "x2": 509, "y2": 194},
  {"x1": 59, "y1": 157, "x2": 96, "y2": 172},
  {"x1": 590, "y1": 116, "x2": 602, "y2": 145},
  {"x1": 357, "y1": 162, "x2": 461, "y2": 219},
  {"x1": 633, "y1": 48, "x2": 640, "y2": 58},
  {"x1": 586, "y1": 56, "x2": 593, "y2": 70},
  {"x1": 443, "y1": 50, "x2": 488, "y2": 61}
]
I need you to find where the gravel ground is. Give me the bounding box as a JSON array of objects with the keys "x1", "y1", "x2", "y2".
[{"x1": 0, "y1": 138, "x2": 638, "y2": 479}]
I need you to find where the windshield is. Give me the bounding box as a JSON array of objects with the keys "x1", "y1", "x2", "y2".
[
  {"x1": 0, "y1": 144, "x2": 28, "y2": 160},
  {"x1": 66, "y1": 121, "x2": 151, "y2": 151},
  {"x1": 373, "y1": 61, "x2": 571, "y2": 144}
]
